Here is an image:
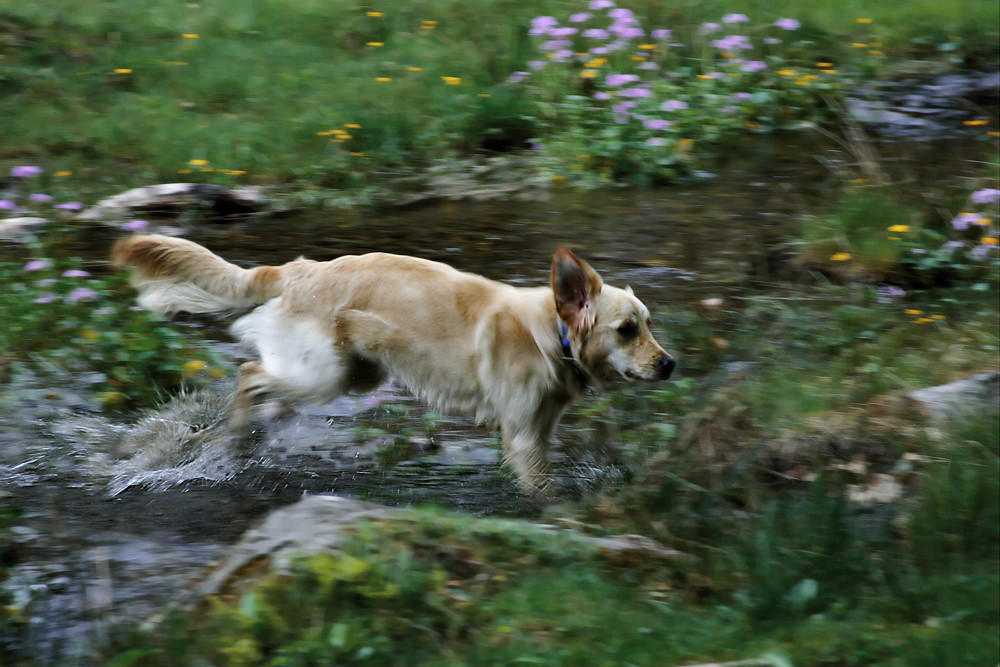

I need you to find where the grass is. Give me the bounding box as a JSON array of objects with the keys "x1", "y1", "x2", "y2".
[
  {"x1": 1, "y1": 0, "x2": 996, "y2": 196},
  {"x1": 94, "y1": 414, "x2": 998, "y2": 666}
]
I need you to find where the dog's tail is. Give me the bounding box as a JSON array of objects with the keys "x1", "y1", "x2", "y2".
[{"x1": 111, "y1": 234, "x2": 288, "y2": 315}]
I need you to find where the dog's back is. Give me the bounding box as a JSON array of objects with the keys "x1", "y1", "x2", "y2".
[{"x1": 113, "y1": 235, "x2": 674, "y2": 494}]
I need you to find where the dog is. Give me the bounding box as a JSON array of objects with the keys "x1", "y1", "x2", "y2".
[{"x1": 111, "y1": 235, "x2": 675, "y2": 494}]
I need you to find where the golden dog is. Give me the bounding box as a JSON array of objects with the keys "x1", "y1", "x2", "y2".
[{"x1": 112, "y1": 235, "x2": 674, "y2": 494}]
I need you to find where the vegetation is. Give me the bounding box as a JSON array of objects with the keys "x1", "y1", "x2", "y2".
[
  {"x1": 98, "y1": 418, "x2": 998, "y2": 666},
  {"x1": 0, "y1": 0, "x2": 996, "y2": 196},
  {"x1": 0, "y1": 1, "x2": 997, "y2": 665}
]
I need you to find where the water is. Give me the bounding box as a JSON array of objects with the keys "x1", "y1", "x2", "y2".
[{"x1": 0, "y1": 116, "x2": 991, "y2": 662}]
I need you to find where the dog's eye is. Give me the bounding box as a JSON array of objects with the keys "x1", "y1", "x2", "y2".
[{"x1": 617, "y1": 320, "x2": 638, "y2": 339}]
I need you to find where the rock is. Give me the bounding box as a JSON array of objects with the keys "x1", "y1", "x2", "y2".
[
  {"x1": 191, "y1": 494, "x2": 687, "y2": 604},
  {"x1": 77, "y1": 183, "x2": 266, "y2": 221},
  {"x1": 907, "y1": 370, "x2": 999, "y2": 421},
  {"x1": 0, "y1": 216, "x2": 47, "y2": 240},
  {"x1": 192, "y1": 495, "x2": 391, "y2": 600}
]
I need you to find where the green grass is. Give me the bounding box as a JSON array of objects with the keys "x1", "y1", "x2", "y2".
[
  {"x1": 96, "y1": 416, "x2": 999, "y2": 666},
  {"x1": 1, "y1": 0, "x2": 996, "y2": 194}
]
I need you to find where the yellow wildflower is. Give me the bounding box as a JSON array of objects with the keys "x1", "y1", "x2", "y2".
[
  {"x1": 345, "y1": 123, "x2": 362, "y2": 129},
  {"x1": 189, "y1": 159, "x2": 208, "y2": 166},
  {"x1": 830, "y1": 252, "x2": 851, "y2": 261},
  {"x1": 114, "y1": 68, "x2": 132, "y2": 74},
  {"x1": 367, "y1": 41, "x2": 384, "y2": 47},
  {"x1": 815, "y1": 62, "x2": 834, "y2": 68},
  {"x1": 852, "y1": 43, "x2": 868, "y2": 48},
  {"x1": 638, "y1": 44, "x2": 656, "y2": 50},
  {"x1": 350, "y1": 152, "x2": 366, "y2": 157},
  {"x1": 580, "y1": 69, "x2": 598, "y2": 78},
  {"x1": 914, "y1": 317, "x2": 933, "y2": 324},
  {"x1": 983, "y1": 237, "x2": 999, "y2": 245},
  {"x1": 182, "y1": 33, "x2": 199, "y2": 39},
  {"x1": 366, "y1": 11, "x2": 384, "y2": 17},
  {"x1": 931, "y1": 315, "x2": 946, "y2": 320},
  {"x1": 376, "y1": 77, "x2": 392, "y2": 82},
  {"x1": 856, "y1": 18, "x2": 872, "y2": 24},
  {"x1": 905, "y1": 309, "x2": 923, "y2": 315},
  {"x1": 887, "y1": 224, "x2": 910, "y2": 232},
  {"x1": 777, "y1": 69, "x2": 797, "y2": 76},
  {"x1": 56, "y1": 171, "x2": 72, "y2": 177},
  {"x1": 441, "y1": 76, "x2": 461, "y2": 85},
  {"x1": 974, "y1": 218, "x2": 991, "y2": 226},
  {"x1": 964, "y1": 119, "x2": 989, "y2": 126}
]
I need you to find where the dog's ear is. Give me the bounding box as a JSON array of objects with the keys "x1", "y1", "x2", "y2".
[{"x1": 551, "y1": 247, "x2": 603, "y2": 334}]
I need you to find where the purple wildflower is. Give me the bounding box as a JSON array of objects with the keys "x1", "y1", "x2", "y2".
[
  {"x1": 549, "y1": 26, "x2": 578, "y2": 38},
  {"x1": 123, "y1": 219, "x2": 150, "y2": 232},
  {"x1": 11, "y1": 166, "x2": 42, "y2": 178},
  {"x1": 66, "y1": 287, "x2": 98, "y2": 303},
  {"x1": 29, "y1": 193, "x2": 53, "y2": 203},
  {"x1": 569, "y1": 12, "x2": 592, "y2": 23},
  {"x1": 951, "y1": 212, "x2": 979, "y2": 230},
  {"x1": 644, "y1": 118, "x2": 672, "y2": 130},
  {"x1": 775, "y1": 18, "x2": 800, "y2": 30},
  {"x1": 62, "y1": 269, "x2": 91, "y2": 278},
  {"x1": 731, "y1": 92, "x2": 753, "y2": 101},
  {"x1": 971, "y1": 188, "x2": 1000, "y2": 205},
  {"x1": 701, "y1": 22, "x2": 721, "y2": 33},
  {"x1": 660, "y1": 100, "x2": 689, "y2": 111},
  {"x1": 876, "y1": 285, "x2": 906, "y2": 303},
  {"x1": 530, "y1": 16, "x2": 559, "y2": 36},
  {"x1": 542, "y1": 39, "x2": 572, "y2": 51},
  {"x1": 527, "y1": 60, "x2": 547, "y2": 70},
  {"x1": 610, "y1": 22, "x2": 643, "y2": 39},
  {"x1": 583, "y1": 28, "x2": 609, "y2": 39},
  {"x1": 589, "y1": 0, "x2": 615, "y2": 9},
  {"x1": 713, "y1": 35, "x2": 752, "y2": 51},
  {"x1": 608, "y1": 8, "x2": 636, "y2": 21},
  {"x1": 24, "y1": 259, "x2": 52, "y2": 271},
  {"x1": 55, "y1": 201, "x2": 83, "y2": 211},
  {"x1": 507, "y1": 71, "x2": 531, "y2": 84},
  {"x1": 593, "y1": 91, "x2": 611, "y2": 100},
  {"x1": 0, "y1": 199, "x2": 17, "y2": 210},
  {"x1": 605, "y1": 73, "x2": 639, "y2": 86},
  {"x1": 34, "y1": 293, "x2": 58, "y2": 304},
  {"x1": 620, "y1": 87, "x2": 653, "y2": 98},
  {"x1": 742, "y1": 60, "x2": 767, "y2": 72},
  {"x1": 651, "y1": 29, "x2": 671, "y2": 40},
  {"x1": 638, "y1": 61, "x2": 660, "y2": 70},
  {"x1": 723, "y1": 13, "x2": 750, "y2": 23}
]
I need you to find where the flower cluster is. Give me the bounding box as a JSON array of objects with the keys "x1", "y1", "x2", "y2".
[
  {"x1": 2, "y1": 165, "x2": 151, "y2": 235},
  {"x1": 947, "y1": 187, "x2": 1000, "y2": 258},
  {"x1": 509, "y1": 2, "x2": 844, "y2": 182}
]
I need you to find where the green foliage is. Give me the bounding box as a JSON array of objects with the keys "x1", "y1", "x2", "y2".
[
  {"x1": 799, "y1": 180, "x2": 1000, "y2": 290},
  {"x1": 1, "y1": 0, "x2": 996, "y2": 193},
  {"x1": 0, "y1": 241, "x2": 225, "y2": 410}
]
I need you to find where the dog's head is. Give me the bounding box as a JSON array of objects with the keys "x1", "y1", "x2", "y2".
[{"x1": 551, "y1": 247, "x2": 675, "y2": 383}]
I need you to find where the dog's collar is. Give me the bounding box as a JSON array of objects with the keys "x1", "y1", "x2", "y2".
[{"x1": 558, "y1": 318, "x2": 591, "y2": 387}]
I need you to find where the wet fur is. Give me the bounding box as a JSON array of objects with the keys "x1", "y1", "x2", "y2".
[{"x1": 112, "y1": 235, "x2": 674, "y2": 494}]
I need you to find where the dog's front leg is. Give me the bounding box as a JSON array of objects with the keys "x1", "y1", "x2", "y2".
[{"x1": 501, "y1": 427, "x2": 553, "y2": 496}]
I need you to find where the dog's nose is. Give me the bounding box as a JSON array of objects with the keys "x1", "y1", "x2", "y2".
[{"x1": 658, "y1": 355, "x2": 676, "y2": 380}]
